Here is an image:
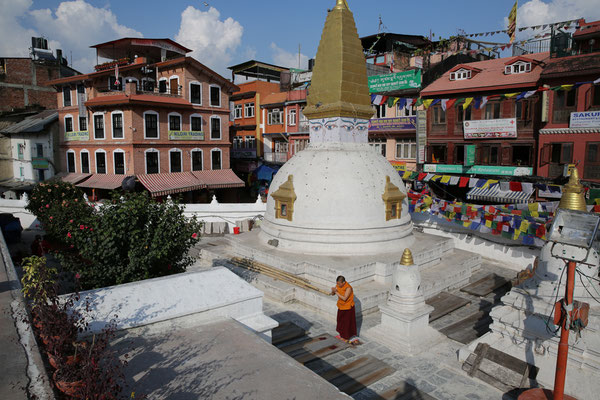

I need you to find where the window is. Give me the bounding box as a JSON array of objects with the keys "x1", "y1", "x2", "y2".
[
  {"x1": 449, "y1": 69, "x2": 471, "y2": 80},
  {"x1": 454, "y1": 144, "x2": 465, "y2": 164},
  {"x1": 79, "y1": 116, "x2": 87, "y2": 131},
  {"x1": 584, "y1": 142, "x2": 600, "y2": 180},
  {"x1": 93, "y1": 114, "x2": 104, "y2": 139},
  {"x1": 113, "y1": 151, "x2": 125, "y2": 174},
  {"x1": 210, "y1": 117, "x2": 221, "y2": 140},
  {"x1": 17, "y1": 144, "x2": 24, "y2": 160},
  {"x1": 485, "y1": 103, "x2": 501, "y2": 119},
  {"x1": 268, "y1": 109, "x2": 283, "y2": 125},
  {"x1": 69, "y1": 153, "x2": 78, "y2": 173},
  {"x1": 210, "y1": 85, "x2": 221, "y2": 107},
  {"x1": 369, "y1": 139, "x2": 386, "y2": 156},
  {"x1": 211, "y1": 149, "x2": 222, "y2": 170},
  {"x1": 64, "y1": 116, "x2": 73, "y2": 133},
  {"x1": 169, "y1": 113, "x2": 181, "y2": 131},
  {"x1": 553, "y1": 90, "x2": 577, "y2": 123},
  {"x1": 375, "y1": 104, "x2": 386, "y2": 118},
  {"x1": 432, "y1": 106, "x2": 445, "y2": 125},
  {"x1": 168, "y1": 149, "x2": 182, "y2": 173},
  {"x1": 142, "y1": 78, "x2": 155, "y2": 92},
  {"x1": 516, "y1": 101, "x2": 531, "y2": 121},
  {"x1": 233, "y1": 136, "x2": 243, "y2": 149},
  {"x1": 244, "y1": 102, "x2": 255, "y2": 118},
  {"x1": 191, "y1": 116, "x2": 202, "y2": 132},
  {"x1": 395, "y1": 139, "x2": 416, "y2": 159},
  {"x1": 112, "y1": 112, "x2": 123, "y2": 139},
  {"x1": 81, "y1": 151, "x2": 90, "y2": 174},
  {"x1": 505, "y1": 62, "x2": 531, "y2": 75},
  {"x1": 479, "y1": 145, "x2": 500, "y2": 165},
  {"x1": 145, "y1": 149, "x2": 159, "y2": 174},
  {"x1": 95, "y1": 151, "x2": 106, "y2": 174},
  {"x1": 35, "y1": 143, "x2": 43, "y2": 158},
  {"x1": 399, "y1": 104, "x2": 416, "y2": 117},
  {"x1": 190, "y1": 82, "x2": 202, "y2": 104},
  {"x1": 245, "y1": 135, "x2": 256, "y2": 149},
  {"x1": 169, "y1": 76, "x2": 179, "y2": 95},
  {"x1": 158, "y1": 79, "x2": 167, "y2": 93},
  {"x1": 62, "y1": 86, "x2": 71, "y2": 107},
  {"x1": 457, "y1": 106, "x2": 472, "y2": 122},
  {"x1": 512, "y1": 145, "x2": 533, "y2": 166},
  {"x1": 192, "y1": 150, "x2": 203, "y2": 171},
  {"x1": 288, "y1": 109, "x2": 297, "y2": 126},
  {"x1": 234, "y1": 104, "x2": 243, "y2": 119},
  {"x1": 144, "y1": 112, "x2": 159, "y2": 139},
  {"x1": 430, "y1": 145, "x2": 447, "y2": 163},
  {"x1": 551, "y1": 143, "x2": 573, "y2": 164}
]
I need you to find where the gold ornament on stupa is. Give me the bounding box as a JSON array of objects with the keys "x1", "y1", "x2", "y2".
[
  {"x1": 302, "y1": 0, "x2": 374, "y2": 120},
  {"x1": 558, "y1": 167, "x2": 587, "y2": 212},
  {"x1": 400, "y1": 248, "x2": 414, "y2": 266}
]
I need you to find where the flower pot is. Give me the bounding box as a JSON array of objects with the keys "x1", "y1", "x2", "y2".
[
  {"x1": 47, "y1": 352, "x2": 80, "y2": 369},
  {"x1": 52, "y1": 371, "x2": 83, "y2": 397}
]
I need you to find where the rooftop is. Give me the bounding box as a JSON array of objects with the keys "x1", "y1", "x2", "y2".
[
  {"x1": 91, "y1": 38, "x2": 191, "y2": 61},
  {"x1": 541, "y1": 52, "x2": 600, "y2": 79}
]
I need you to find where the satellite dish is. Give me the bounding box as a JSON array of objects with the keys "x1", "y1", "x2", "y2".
[{"x1": 121, "y1": 176, "x2": 136, "y2": 192}]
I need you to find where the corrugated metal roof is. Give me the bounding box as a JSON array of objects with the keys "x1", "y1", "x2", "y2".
[{"x1": 0, "y1": 110, "x2": 57, "y2": 134}]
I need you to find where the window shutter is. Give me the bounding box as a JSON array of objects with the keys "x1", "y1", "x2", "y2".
[
  {"x1": 501, "y1": 147, "x2": 511, "y2": 165},
  {"x1": 540, "y1": 144, "x2": 550, "y2": 166}
]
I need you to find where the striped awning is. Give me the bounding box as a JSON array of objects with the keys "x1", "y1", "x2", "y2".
[
  {"x1": 137, "y1": 172, "x2": 205, "y2": 197},
  {"x1": 77, "y1": 174, "x2": 130, "y2": 190},
  {"x1": 191, "y1": 169, "x2": 245, "y2": 189},
  {"x1": 57, "y1": 173, "x2": 92, "y2": 185},
  {"x1": 466, "y1": 186, "x2": 533, "y2": 204}
]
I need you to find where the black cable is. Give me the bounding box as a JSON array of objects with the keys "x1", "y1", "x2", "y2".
[
  {"x1": 576, "y1": 269, "x2": 600, "y2": 304},
  {"x1": 577, "y1": 268, "x2": 600, "y2": 284}
]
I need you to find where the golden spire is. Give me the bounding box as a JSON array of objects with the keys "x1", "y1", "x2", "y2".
[
  {"x1": 400, "y1": 248, "x2": 414, "y2": 266},
  {"x1": 558, "y1": 167, "x2": 587, "y2": 212},
  {"x1": 302, "y1": 0, "x2": 373, "y2": 120}
]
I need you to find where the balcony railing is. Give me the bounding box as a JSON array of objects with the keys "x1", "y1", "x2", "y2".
[
  {"x1": 95, "y1": 87, "x2": 182, "y2": 98},
  {"x1": 264, "y1": 152, "x2": 289, "y2": 163}
]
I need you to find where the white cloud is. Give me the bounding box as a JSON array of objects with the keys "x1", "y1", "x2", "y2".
[
  {"x1": 270, "y1": 43, "x2": 309, "y2": 69},
  {"x1": 512, "y1": 0, "x2": 600, "y2": 27},
  {"x1": 29, "y1": 0, "x2": 142, "y2": 73},
  {"x1": 175, "y1": 6, "x2": 243, "y2": 76},
  {"x1": 0, "y1": 0, "x2": 38, "y2": 57}
]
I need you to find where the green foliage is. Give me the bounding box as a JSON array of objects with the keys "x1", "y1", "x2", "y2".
[
  {"x1": 26, "y1": 181, "x2": 95, "y2": 242},
  {"x1": 21, "y1": 256, "x2": 57, "y2": 309},
  {"x1": 58, "y1": 192, "x2": 201, "y2": 289}
]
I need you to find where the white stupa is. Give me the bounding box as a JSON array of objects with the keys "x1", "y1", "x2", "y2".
[{"x1": 259, "y1": 0, "x2": 414, "y2": 255}]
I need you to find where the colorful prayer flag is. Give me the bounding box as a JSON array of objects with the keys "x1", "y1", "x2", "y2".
[{"x1": 507, "y1": 1, "x2": 518, "y2": 43}]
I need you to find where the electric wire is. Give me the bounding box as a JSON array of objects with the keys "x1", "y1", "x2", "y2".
[
  {"x1": 576, "y1": 269, "x2": 600, "y2": 304},
  {"x1": 544, "y1": 265, "x2": 566, "y2": 335}
]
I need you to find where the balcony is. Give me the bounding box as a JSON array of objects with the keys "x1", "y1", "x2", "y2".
[
  {"x1": 264, "y1": 152, "x2": 289, "y2": 163},
  {"x1": 232, "y1": 148, "x2": 257, "y2": 159}
]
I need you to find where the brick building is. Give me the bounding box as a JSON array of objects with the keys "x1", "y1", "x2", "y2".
[
  {"x1": 48, "y1": 38, "x2": 243, "y2": 201},
  {"x1": 538, "y1": 19, "x2": 600, "y2": 182}
]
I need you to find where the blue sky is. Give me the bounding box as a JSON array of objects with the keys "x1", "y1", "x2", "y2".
[{"x1": 1, "y1": 0, "x2": 598, "y2": 77}]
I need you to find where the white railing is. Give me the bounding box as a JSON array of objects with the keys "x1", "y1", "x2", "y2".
[{"x1": 263, "y1": 152, "x2": 289, "y2": 163}]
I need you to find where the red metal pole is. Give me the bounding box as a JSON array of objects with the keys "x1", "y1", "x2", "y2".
[{"x1": 553, "y1": 260, "x2": 576, "y2": 400}]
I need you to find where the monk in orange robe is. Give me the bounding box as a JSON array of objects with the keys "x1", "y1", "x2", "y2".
[{"x1": 331, "y1": 275, "x2": 359, "y2": 344}]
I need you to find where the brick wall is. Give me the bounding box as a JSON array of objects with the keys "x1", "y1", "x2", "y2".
[{"x1": 0, "y1": 58, "x2": 59, "y2": 111}]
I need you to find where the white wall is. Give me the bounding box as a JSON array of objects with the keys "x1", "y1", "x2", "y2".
[{"x1": 10, "y1": 132, "x2": 56, "y2": 182}]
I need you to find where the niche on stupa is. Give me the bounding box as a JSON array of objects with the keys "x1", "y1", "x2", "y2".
[
  {"x1": 271, "y1": 175, "x2": 297, "y2": 222},
  {"x1": 382, "y1": 176, "x2": 406, "y2": 221}
]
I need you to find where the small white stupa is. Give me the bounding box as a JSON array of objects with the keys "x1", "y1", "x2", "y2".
[{"x1": 260, "y1": 0, "x2": 414, "y2": 255}]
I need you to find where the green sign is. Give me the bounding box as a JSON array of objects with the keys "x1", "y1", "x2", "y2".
[
  {"x1": 424, "y1": 164, "x2": 533, "y2": 177},
  {"x1": 65, "y1": 131, "x2": 89, "y2": 141},
  {"x1": 32, "y1": 157, "x2": 49, "y2": 170},
  {"x1": 368, "y1": 70, "x2": 422, "y2": 93},
  {"x1": 168, "y1": 131, "x2": 204, "y2": 140},
  {"x1": 464, "y1": 145, "x2": 476, "y2": 167}
]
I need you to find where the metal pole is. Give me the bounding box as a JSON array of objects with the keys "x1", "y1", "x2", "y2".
[{"x1": 553, "y1": 260, "x2": 576, "y2": 400}]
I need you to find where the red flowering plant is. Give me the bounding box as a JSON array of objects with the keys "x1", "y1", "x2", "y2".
[{"x1": 58, "y1": 192, "x2": 201, "y2": 290}]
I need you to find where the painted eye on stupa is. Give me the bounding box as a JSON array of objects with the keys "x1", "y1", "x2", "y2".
[
  {"x1": 325, "y1": 124, "x2": 336, "y2": 131},
  {"x1": 355, "y1": 125, "x2": 367, "y2": 132},
  {"x1": 311, "y1": 125, "x2": 322, "y2": 132},
  {"x1": 341, "y1": 125, "x2": 353, "y2": 132}
]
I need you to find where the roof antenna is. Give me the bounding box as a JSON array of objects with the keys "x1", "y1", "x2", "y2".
[{"x1": 378, "y1": 15, "x2": 388, "y2": 34}]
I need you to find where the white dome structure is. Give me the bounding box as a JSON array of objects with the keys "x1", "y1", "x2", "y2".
[{"x1": 259, "y1": 0, "x2": 414, "y2": 255}]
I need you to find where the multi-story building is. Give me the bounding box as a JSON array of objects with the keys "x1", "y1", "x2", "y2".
[
  {"x1": 228, "y1": 61, "x2": 287, "y2": 177},
  {"x1": 420, "y1": 52, "x2": 549, "y2": 179},
  {"x1": 48, "y1": 38, "x2": 242, "y2": 201},
  {"x1": 538, "y1": 19, "x2": 600, "y2": 182}
]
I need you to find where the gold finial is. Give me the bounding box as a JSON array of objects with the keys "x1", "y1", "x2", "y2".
[
  {"x1": 558, "y1": 167, "x2": 587, "y2": 212},
  {"x1": 303, "y1": 0, "x2": 373, "y2": 120},
  {"x1": 334, "y1": 0, "x2": 350, "y2": 10},
  {"x1": 400, "y1": 248, "x2": 414, "y2": 266}
]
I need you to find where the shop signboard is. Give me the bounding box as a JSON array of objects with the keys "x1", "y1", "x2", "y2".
[
  {"x1": 464, "y1": 145, "x2": 476, "y2": 166},
  {"x1": 389, "y1": 160, "x2": 406, "y2": 172},
  {"x1": 369, "y1": 116, "x2": 416, "y2": 132},
  {"x1": 463, "y1": 118, "x2": 517, "y2": 139},
  {"x1": 424, "y1": 164, "x2": 532, "y2": 176},
  {"x1": 570, "y1": 111, "x2": 600, "y2": 128},
  {"x1": 32, "y1": 157, "x2": 49, "y2": 170},
  {"x1": 168, "y1": 131, "x2": 205, "y2": 140},
  {"x1": 368, "y1": 70, "x2": 422, "y2": 93},
  {"x1": 65, "y1": 131, "x2": 89, "y2": 141},
  {"x1": 416, "y1": 110, "x2": 427, "y2": 164}
]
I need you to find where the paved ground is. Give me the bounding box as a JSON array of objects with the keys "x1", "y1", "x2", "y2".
[{"x1": 0, "y1": 238, "x2": 29, "y2": 399}]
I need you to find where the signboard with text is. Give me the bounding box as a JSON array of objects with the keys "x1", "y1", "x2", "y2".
[
  {"x1": 463, "y1": 118, "x2": 517, "y2": 139},
  {"x1": 424, "y1": 164, "x2": 532, "y2": 176},
  {"x1": 570, "y1": 111, "x2": 600, "y2": 128},
  {"x1": 368, "y1": 70, "x2": 422, "y2": 93},
  {"x1": 464, "y1": 145, "x2": 476, "y2": 166},
  {"x1": 32, "y1": 157, "x2": 49, "y2": 170},
  {"x1": 168, "y1": 131, "x2": 205, "y2": 140},
  {"x1": 389, "y1": 160, "x2": 406, "y2": 172},
  {"x1": 369, "y1": 116, "x2": 416, "y2": 132},
  {"x1": 416, "y1": 110, "x2": 427, "y2": 164},
  {"x1": 65, "y1": 131, "x2": 89, "y2": 141}
]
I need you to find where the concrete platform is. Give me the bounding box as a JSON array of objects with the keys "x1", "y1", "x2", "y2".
[{"x1": 112, "y1": 318, "x2": 351, "y2": 400}]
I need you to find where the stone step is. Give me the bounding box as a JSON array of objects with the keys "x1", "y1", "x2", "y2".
[{"x1": 420, "y1": 248, "x2": 481, "y2": 299}]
